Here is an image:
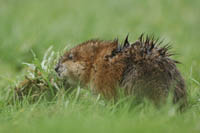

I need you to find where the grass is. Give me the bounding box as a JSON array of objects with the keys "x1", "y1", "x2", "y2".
[{"x1": 0, "y1": 0, "x2": 200, "y2": 132}]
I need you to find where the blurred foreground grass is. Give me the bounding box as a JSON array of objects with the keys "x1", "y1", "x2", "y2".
[{"x1": 0, "y1": 0, "x2": 200, "y2": 133}]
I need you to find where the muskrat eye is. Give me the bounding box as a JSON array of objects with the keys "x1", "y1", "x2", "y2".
[{"x1": 68, "y1": 53, "x2": 73, "y2": 60}]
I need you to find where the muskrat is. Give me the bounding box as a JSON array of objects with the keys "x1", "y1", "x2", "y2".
[{"x1": 55, "y1": 34, "x2": 187, "y2": 107}]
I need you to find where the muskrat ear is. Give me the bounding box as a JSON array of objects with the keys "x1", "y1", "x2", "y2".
[
  {"x1": 123, "y1": 34, "x2": 130, "y2": 48},
  {"x1": 68, "y1": 53, "x2": 74, "y2": 60},
  {"x1": 113, "y1": 38, "x2": 118, "y2": 43}
]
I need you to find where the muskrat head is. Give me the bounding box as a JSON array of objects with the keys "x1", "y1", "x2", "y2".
[
  {"x1": 55, "y1": 42, "x2": 97, "y2": 86},
  {"x1": 55, "y1": 50, "x2": 88, "y2": 86},
  {"x1": 55, "y1": 40, "x2": 119, "y2": 86}
]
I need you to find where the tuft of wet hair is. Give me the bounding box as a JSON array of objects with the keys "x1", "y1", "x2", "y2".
[{"x1": 110, "y1": 34, "x2": 179, "y2": 64}]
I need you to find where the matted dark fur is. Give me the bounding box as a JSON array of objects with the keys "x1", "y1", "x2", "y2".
[
  {"x1": 55, "y1": 34, "x2": 187, "y2": 108},
  {"x1": 119, "y1": 34, "x2": 187, "y2": 106}
]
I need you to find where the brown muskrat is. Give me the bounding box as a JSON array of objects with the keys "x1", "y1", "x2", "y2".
[{"x1": 55, "y1": 34, "x2": 187, "y2": 107}]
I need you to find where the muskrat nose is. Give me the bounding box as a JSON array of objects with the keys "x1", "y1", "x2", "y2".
[{"x1": 55, "y1": 65, "x2": 59, "y2": 73}]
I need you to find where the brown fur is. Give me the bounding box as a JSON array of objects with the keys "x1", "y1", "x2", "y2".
[{"x1": 55, "y1": 34, "x2": 187, "y2": 106}]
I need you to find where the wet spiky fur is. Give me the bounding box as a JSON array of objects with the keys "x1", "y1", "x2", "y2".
[{"x1": 55, "y1": 34, "x2": 187, "y2": 107}]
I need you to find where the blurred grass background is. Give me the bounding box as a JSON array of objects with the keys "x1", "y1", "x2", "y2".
[{"x1": 0, "y1": 0, "x2": 200, "y2": 132}]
